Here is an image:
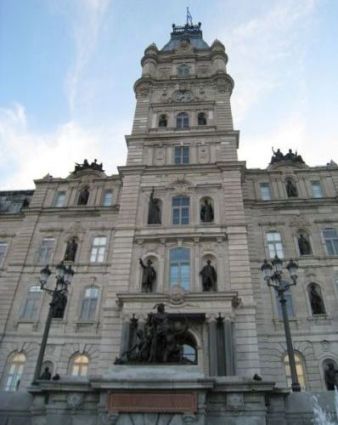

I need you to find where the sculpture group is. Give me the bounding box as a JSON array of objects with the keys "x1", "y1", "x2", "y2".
[
  {"x1": 270, "y1": 148, "x2": 305, "y2": 165},
  {"x1": 73, "y1": 159, "x2": 104, "y2": 173},
  {"x1": 116, "y1": 304, "x2": 193, "y2": 364}
]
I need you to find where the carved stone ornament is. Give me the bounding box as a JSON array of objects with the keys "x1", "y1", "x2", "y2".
[
  {"x1": 169, "y1": 284, "x2": 186, "y2": 305},
  {"x1": 67, "y1": 393, "x2": 84, "y2": 410},
  {"x1": 99, "y1": 412, "x2": 119, "y2": 425},
  {"x1": 227, "y1": 393, "x2": 244, "y2": 410}
]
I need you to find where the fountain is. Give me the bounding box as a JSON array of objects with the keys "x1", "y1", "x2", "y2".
[{"x1": 312, "y1": 388, "x2": 338, "y2": 425}]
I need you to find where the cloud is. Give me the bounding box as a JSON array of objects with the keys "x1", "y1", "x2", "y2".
[
  {"x1": 65, "y1": 0, "x2": 112, "y2": 115},
  {"x1": 223, "y1": 0, "x2": 319, "y2": 123},
  {"x1": 0, "y1": 103, "x2": 128, "y2": 190}
]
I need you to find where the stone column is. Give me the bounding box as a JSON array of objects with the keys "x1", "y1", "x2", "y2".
[
  {"x1": 119, "y1": 320, "x2": 130, "y2": 357},
  {"x1": 224, "y1": 319, "x2": 235, "y2": 375},
  {"x1": 207, "y1": 316, "x2": 218, "y2": 376}
]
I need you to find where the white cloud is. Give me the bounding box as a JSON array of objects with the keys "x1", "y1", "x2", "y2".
[
  {"x1": 65, "y1": 0, "x2": 112, "y2": 115},
  {"x1": 0, "y1": 103, "x2": 128, "y2": 190}
]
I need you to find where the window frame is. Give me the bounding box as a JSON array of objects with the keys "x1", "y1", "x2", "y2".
[
  {"x1": 172, "y1": 196, "x2": 190, "y2": 225},
  {"x1": 176, "y1": 112, "x2": 189, "y2": 129},
  {"x1": 259, "y1": 182, "x2": 272, "y2": 201},
  {"x1": 37, "y1": 238, "x2": 55, "y2": 265},
  {"x1": 70, "y1": 354, "x2": 89, "y2": 377},
  {"x1": 4, "y1": 353, "x2": 26, "y2": 391},
  {"x1": 174, "y1": 146, "x2": 189, "y2": 165},
  {"x1": 90, "y1": 236, "x2": 107, "y2": 263},
  {"x1": 54, "y1": 191, "x2": 66, "y2": 207},
  {"x1": 102, "y1": 190, "x2": 113, "y2": 207},
  {"x1": 177, "y1": 63, "x2": 190, "y2": 77},
  {"x1": 311, "y1": 180, "x2": 323, "y2": 198},
  {"x1": 283, "y1": 352, "x2": 307, "y2": 390},
  {"x1": 197, "y1": 112, "x2": 207, "y2": 126},
  {"x1": 322, "y1": 228, "x2": 338, "y2": 256},
  {"x1": 79, "y1": 287, "x2": 99, "y2": 321},
  {"x1": 266, "y1": 231, "x2": 284, "y2": 259},
  {"x1": 169, "y1": 247, "x2": 191, "y2": 290},
  {"x1": 20, "y1": 285, "x2": 43, "y2": 321}
]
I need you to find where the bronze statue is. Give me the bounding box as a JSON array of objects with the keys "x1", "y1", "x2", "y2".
[
  {"x1": 309, "y1": 284, "x2": 326, "y2": 315},
  {"x1": 64, "y1": 237, "x2": 78, "y2": 262},
  {"x1": 298, "y1": 234, "x2": 311, "y2": 255},
  {"x1": 147, "y1": 188, "x2": 161, "y2": 224},
  {"x1": 324, "y1": 363, "x2": 338, "y2": 390},
  {"x1": 40, "y1": 367, "x2": 51, "y2": 380},
  {"x1": 200, "y1": 260, "x2": 217, "y2": 291},
  {"x1": 78, "y1": 187, "x2": 89, "y2": 205},
  {"x1": 148, "y1": 303, "x2": 169, "y2": 362},
  {"x1": 286, "y1": 179, "x2": 298, "y2": 197},
  {"x1": 200, "y1": 199, "x2": 214, "y2": 223},
  {"x1": 139, "y1": 258, "x2": 156, "y2": 292}
]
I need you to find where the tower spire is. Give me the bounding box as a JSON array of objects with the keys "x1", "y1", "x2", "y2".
[{"x1": 186, "y1": 7, "x2": 193, "y2": 26}]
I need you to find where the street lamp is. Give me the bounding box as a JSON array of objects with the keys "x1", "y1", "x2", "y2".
[
  {"x1": 261, "y1": 256, "x2": 301, "y2": 392},
  {"x1": 32, "y1": 262, "x2": 74, "y2": 383}
]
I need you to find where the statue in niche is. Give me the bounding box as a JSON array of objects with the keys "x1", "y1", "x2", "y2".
[
  {"x1": 50, "y1": 290, "x2": 67, "y2": 319},
  {"x1": 40, "y1": 367, "x2": 51, "y2": 380},
  {"x1": 64, "y1": 237, "x2": 78, "y2": 262},
  {"x1": 309, "y1": 284, "x2": 326, "y2": 315},
  {"x1": 298, "y1": 234, "x2": 312, "y2": 255},
  {"x1": 78, "y1": 186, "x2": 89, "y2": 205},
  {"x1": 139, "y1": 258, "x2": 156, "y2": 292},
  {"x1": 286, "y1": 179, "x2": 298, "y2": 197},
  {"x1": 324, "y1": 363, "x2": 338, "y2": 390},
  {"x1": 200, "y1": 260, "x2": 217, "y2": 291},
  {"x1": 200, "y1": 199, "x2": 214, "y2": 222},
  {"x1": 147, "y1": 188, "x2": 161, "y2": 224}
]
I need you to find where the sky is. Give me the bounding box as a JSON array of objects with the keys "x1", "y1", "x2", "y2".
[{"x1": 0, "y1": 0, "x2": 338, "y2": 190}]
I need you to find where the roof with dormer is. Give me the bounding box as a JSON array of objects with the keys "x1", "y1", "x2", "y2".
[{"x1": 161, "y1": 23, "x2": 209, "y2": 51}]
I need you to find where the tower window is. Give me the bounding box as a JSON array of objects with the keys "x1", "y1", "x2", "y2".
[
  {"x1": 198, "y1": 112, "x2": 207, "y2": 126},
  {"x1": 159, "y1": 114, "x2": 167, "y2": 127},
  {"x1": 54, "y1": 191, "x2": 66, "y2": 207},
  {"x1": 103, "y1": 190, "x2": 113, "y2": 207},
  {"x1": 174, "y1": 146, "x2": 189, "y2": 164},
  {"x1": 169, "y1": 247, "x2": 190, "y2": 290},
  {"x1": 177, "y1": 64, "x2": 190, "y2": 77},
  {"x1": 176, "y1": 112, "x2": 189, "y2": 129},
  {"x1": 172, "y1": 196, "x2": 190, "y2": 225}
]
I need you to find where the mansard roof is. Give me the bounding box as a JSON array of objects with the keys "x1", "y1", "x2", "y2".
[{"x1": 161, "y1": 23, "x2": 209, "y2": 51}]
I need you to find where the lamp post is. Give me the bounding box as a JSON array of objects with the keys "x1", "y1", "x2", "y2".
[
  {"x1": 32, "y1": 262, "x2": 74, "y2": 383},
  {"x1": 261, "y1": 256, "x2": 301, "y2": 392}
]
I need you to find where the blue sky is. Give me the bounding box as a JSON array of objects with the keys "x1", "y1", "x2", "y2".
[{"x1": 0, "y1": 0, "x2": 338, "y2": 189}]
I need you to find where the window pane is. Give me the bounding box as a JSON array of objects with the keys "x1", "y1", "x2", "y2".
[
  {"x1": 266, "y1": 232, "x2": 284, "y2": 258},
  {"x1": 260, "y1": 183, "x2": 271, "y2": 201},
  {"x1": 323, "y1": 228, "x2": 338, "y2": 255},
  {"x1": 55, "y1": 192, "x2": 65, "y2": 207},
  {"x1": 38, "y1": 239, "x2": 55, "y2": 265},
  {"x1": 103, "y1": 191, "x2": 113, "y2": 206},
  {"x1": 311, "y1": 181, "x2": 323, "y2": 198},
  {"x1": 90, "y1": 237, "x2": 107, "y2": 263}
]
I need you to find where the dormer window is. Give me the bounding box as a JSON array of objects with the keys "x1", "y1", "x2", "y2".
[
  {"x1": 177, "y1": 63, "x2": 190, "y2": 77},
  {"x1": 159, "y1": 114, "x2": 167, "y2": 128},
  {"x1": 198, "y1": 112, "x2": 207, "y2": 125}
]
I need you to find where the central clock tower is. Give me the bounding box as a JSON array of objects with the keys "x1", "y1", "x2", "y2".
[{"x1": 100, "y1": 22, "x2": 261, "y2": 379}]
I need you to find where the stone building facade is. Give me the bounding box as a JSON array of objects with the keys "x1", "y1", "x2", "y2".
[{"x1": 0, "y1": 21, "x2": 337, "y2": 424}]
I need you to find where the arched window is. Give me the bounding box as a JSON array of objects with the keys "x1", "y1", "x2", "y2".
[
  {"x1": 21, "y1": 286, "x2": 42, "y2": 320},
  {"x1": 308, "y1": 283, "x2": 326, "y2": 315},
  {"x1": 80, "y1": 287, "x2": 99, "y2": 320},
  {"x1": 169, "y1": 247, "x2": 190, "y2": 290},
  {"x1": 198, "y1": 112, "x2": 207, "y2": 126},
  {"x1": 172, "y1": 196, "x2": 190, "y2": 225},
  {"x1": 176, "y1": 112, "x2": 189, "y2": 129},
  {"x1": 177, "y1": 64, "x2": 190, "y2": 77},
  {"x1": 283, "y1": 352, "x2": 306, "y2": 389},
  {"x1": 70, "y1": 354, "x2": 89, "y2": 377},
  {"x1": 180, "y1": 333, "x2": 197, "y2": 364},
  {"x1": 4, "y1": 353, "x2": 26, "y2": 391},
  {"x1": 158, "y1": 114, "x2": 167, "y2": 127}
]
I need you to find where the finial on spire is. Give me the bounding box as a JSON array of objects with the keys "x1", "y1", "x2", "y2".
[{"x1": 186, "y1": 7, "x2": 193, "y2": 26}]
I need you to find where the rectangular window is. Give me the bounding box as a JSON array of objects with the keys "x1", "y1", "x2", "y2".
[
  {"x1": 0, "y1": 242, "x2": 8, "y2": 267},
  {"x1": 172, "y1": 196, "x2": 190, "y2": 225},
  {"x1": 311, "y1": 181, "x2": 323, "y2": 198},
  {"x1": 169, "y1": 248, "x2": 190, "y2": 290},
  {"x1": 266, "y1": 231, "x2": 284, "y2": 258},
  {"x1": 21, "y1": 286, "x2": 42, "y2": 320},
  {"x1": 90, "y1": 237, "x2": 107, "y2": 263},
  {"x1": 54, "y1": 191, "x2": 66, "y2": 207},
  {"x1": 174, "y1": 146, "x2": 189, "y2": 165},
  {"x1": 260, "y1": 183, "x2": 271, "y2": 200},
  {"x1": 37, "y1": 238, "x2": 55, "y2": 265},
  {"x1": 323, "y1": 228, "x2": 338, "y2": 256},
  {"x1": 103, "y1": 190, "x2": 113, "y2": 207}
]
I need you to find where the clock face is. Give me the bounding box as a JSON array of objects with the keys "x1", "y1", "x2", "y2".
[{"x1": 174, "y1": 90, "x2": 193, "y2": 102}]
